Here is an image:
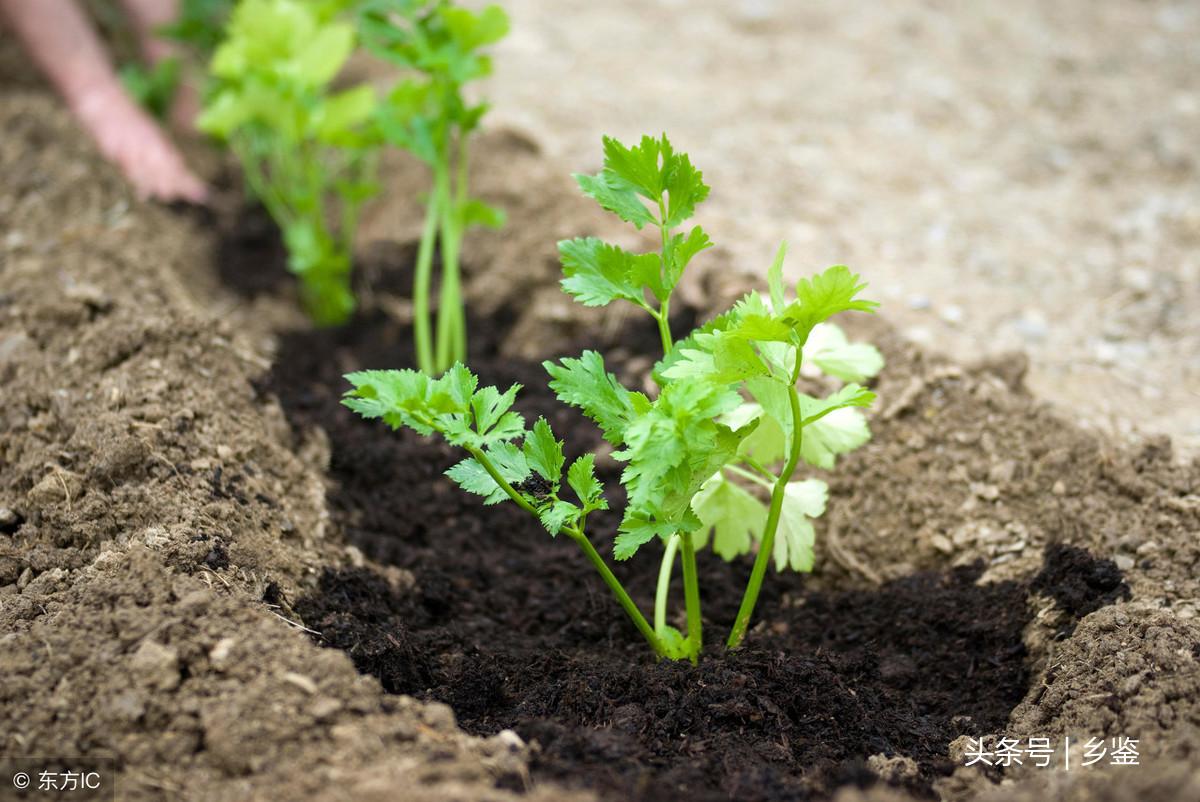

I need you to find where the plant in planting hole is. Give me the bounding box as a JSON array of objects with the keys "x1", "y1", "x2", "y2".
[
  {"x1": 357, "y1": 0, "x2": 509, "y2": 374},
  {"x1": 343, "y1": 134, "x2": 882, "y2": 661},
  {"x1": 199, "y1": 0, "x2": 380, "y2": 326}
]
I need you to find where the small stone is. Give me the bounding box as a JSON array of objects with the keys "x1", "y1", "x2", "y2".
[
  {"x1": 209, "y1": 637, "x2": 236, "y2": 669},
  {"x1": 1136, "y1": 541, "x2": 1160, "y2": 556},
  {"x1": 130, "y1": 640, "x2": 181, "y2": 691},
  {"x1": 1094, "y1": 341, "x2": 1120, "y2": 365},
  {"x1": 907, "y1": 295, "x2": 931, "y2": 311},
  {"x1": 1012, "y1": 311, "x2": 1048, "y2": 342},
  {"x1": 216, "y1": 445, "x2": 234, "y2": 461},
  {"x1": 1114, "y1": 555, "x2": 1135, "y2": 571},
  {"x1": 110, "y1": 690, "x2": 146, "y2": 722},
  {"x1": 309, "y1": 697, "x2": 343, "y2": 721},
  {"x1": 988, "y1": 460, "x2": 1017, "y2": 484},
  {"x1": 16, "y1": 567, "x2": 32, "y2": 590},
  {"x1": 281, "y1": 672, "x2": 319, "y2": 695},
  {"x1": 930, "y1": 533, "x2": 954, "y2": 554},
  {"x1": 1052, "y1": 480, "x2": 1067, "y2": 496},
  {"x1": 939, "y1": 304, "x2": 964, "y2": 325},
  {"x1": 972, "y1": 483, "x2": 1000, "y2": 501}
]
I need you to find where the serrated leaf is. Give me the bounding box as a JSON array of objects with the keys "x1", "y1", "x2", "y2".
[
  {"x1": 662, "y1": 146, "x2": 709, "y2": 227},
  {"x1": 574, "y1": 173, "x2": 656, "y2": 229},
  {"x1": 801, "y1": 323, "x2": 885, "y2": 383},
  {"x1": 614, "y1": 516, "x2": 677, "y2": 560},
  {"x1": 767, "y1": 242, "x2": 787, "y2": 314},
  {"x1": 668, "y1": 226, "x2": 713, "y2": 286},
  {"x1": 773, "y1": 479, "x2": 828, "y2": 572},
  {"x1": 567, "y1": 454, "x2": 607, "y2": 511},
  {"x1": 470, "y1": 383, "x2": 522, "y2": 439},
  {"x1": 558, "y1": 237, "x2": 652, "y2": 307},
  {"x1": 544, "y1": 351, "x2": 641, "y2": 444},
  {"x1": 602, "y1": 134, "x2": 664, "y2": 198},
  {"x1": 446, "y1": 457, "x2": 510, "y2": 504},
  {"x1": 783, "y1": 265, "x2": 879, "y2": 343},
  {"x1": 801, "y1": 407, "x2": 872, "y2": 470},
  {"x1": 691, "y1": 472, "x2": 768, "y2": 559},
  {"x1": 537, "y1": 499, "x2": 578, "y2": 535},
  {"x1": 524, "y1": 418, "x2": 564, "y2": 487},
  {"x1": 798, "y1": 384, "x2": 876, "y2": 428}
]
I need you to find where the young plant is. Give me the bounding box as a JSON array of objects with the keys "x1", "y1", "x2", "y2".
[
  {"x1": 199, "y1": 0, "x2": 380, "y2": 326},
  {"x1": 357, "y1": 0, "x2": 509, "y2": 374},
  {"x1": 343, "y1": 135, "x2": 881, "y2": 661}
]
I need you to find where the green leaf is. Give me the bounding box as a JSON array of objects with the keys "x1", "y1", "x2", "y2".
[
  {"x1": 602, "y1": 134, "x2": 664, "y2": 198},
  {"x1": 574, "y1": 173, "x2": 656, "y2": 229},
  {"x1": 662, "y1": 144, "x2": 709, "y2": 227},
  {"x1": 558, "y1": 238, "x2": 652, "y2": 307},
  {"x1": 524, "y1": 418, "x2": 565, "y2": 487},
  {"x1": 614, "y1": 516, "x2": 677, "y2": 560},
  {"x1": 544, "y1": 351, "x2": 643, "y2": 445},
  {"x1": 537, "y1": 499, "x2": 578, "y2": 535},
  {"x1": 446, "y1": 457, "x2": 509, "y2": 504},
  {"x1": 799, "y1": 383, "x2": 876, "y2": 428},
  {"x1": 462, "y1": 198, "x2": 506, "y2": 229},
  {"x1": 767, "y1": 242, "x2": 787, "y2": 314},
  {"x1": 773, "y1": 479, "x2": 828, "y2": 572},
  {"x1": 802, "y1": 323, "x2": 885, "y2": 383},
  {"x1": 668, "y1": 226, "x2": 713, "y2": 285},
  {"x1": 567, "y1": 454, "x2": 607, "y2": 511},
  {"x1": 470, "y1": 384, "x2": 524, "y2": 443},
  {"x1": 801, "y1": 408, "x2": 872, "y2": 470},
  {"x1": 691, "y1": 472, "x2": 768, "y2": 559},
  {"x1": 440, "y1": 4, "x2": 510, "y2": 51},
  {"x1": 313, "y1": 85, "x2": 376, "y2": 142},
  {"x1": 783, "y1": 265, "x2": 879, "y2": 343},
  {"x1": 289, "y1": 21, "x2": 355, "y2": 87}
]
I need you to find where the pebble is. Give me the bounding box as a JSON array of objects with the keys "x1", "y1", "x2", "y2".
[
  {"x1": 930, "y1": 533, "x2": 954, "y2": 554},
  {"x1": 1115, "y1": 555, "x2": 1136, "y2": 571},
  {"x1": 130, "y1": 640, "x2": 181, "y2": 691},
  {"x1": 1052, "y1": 480, "x2": 1067, "y2": 495},
  {"x1": 209, "y1": 637, "x2": 236, "y2": 669},
  {"x1": 281, "y1": 672, "x2": 319, "y2": 695},
  {"x1": 1012, "y1": 311, "x2": 1049, "y2": 343},
  {"x1": 908, "y1": 294, "x2": 931, "y2": 311},
  {"x1": 939, "y1": 304, "x2": 964, "y2": 325}
]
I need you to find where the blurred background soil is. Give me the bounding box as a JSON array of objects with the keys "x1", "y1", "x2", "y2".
[{"x1": 477, "y1": 0, "x2": 1200, "y2": 455}]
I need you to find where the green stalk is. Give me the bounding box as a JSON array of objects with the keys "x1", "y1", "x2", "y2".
[
  {"x1": 412, "y1": 176, "x2": 443, "y2": 374},
  {"x1": 727, "y1": 353, "x2": 805, "y2": 650},
  {"x1": 466, "y1": 446, "x2": 664, "y2": 658},
  {"x1": 654, "y1": 534, "x2": 680, "y2": 634},
  {"x1": 435, "y1": 139, "x2": 464, "y2": 371},
  {"x1": 679, "y1": 530, "x2": 702, "y2": 662}
]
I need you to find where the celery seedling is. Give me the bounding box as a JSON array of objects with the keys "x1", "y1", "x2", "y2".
[
  {"x1": 358, "y1": 0, "x2": 508, "y2": 373},
  {"x1": 344, "y1": 135, "x2": 881, "y2": 661},
  {"x1": 200, "y1": 0, "x2": 380, "y2": 326}
]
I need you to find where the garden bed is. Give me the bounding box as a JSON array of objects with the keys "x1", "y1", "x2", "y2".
[{"x1": 3, "y1": 63, "x2": 1199, "y2": 801}]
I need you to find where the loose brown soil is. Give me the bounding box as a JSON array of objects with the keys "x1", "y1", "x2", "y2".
[{"x1": 3, "y1": 35, "x2": 1199, "y2": 801}]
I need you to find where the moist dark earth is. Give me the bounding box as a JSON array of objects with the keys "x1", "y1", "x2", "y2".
[{"x1": 239, "y1": 249, "x2": 1130, "y2": 802}]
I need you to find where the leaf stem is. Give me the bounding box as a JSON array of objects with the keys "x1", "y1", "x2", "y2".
[
  {"x1": 727, "y1": 353, "x2": 805, "y2": 649},
  {"x1": 466, "y1": 446, "x2": 664, "y2": 658},
  {"x1": 679, "y1": 529, "x2": 702, "y2": 662},
  {"x1": 654, "y1": 534, "x2": 680, "y2": 633},
  {"x1": 435, "y1": 152, "x2": 463, "y2": 372},
  {"x1": 724, "y1": 463, "x2": 774, "y2": 491},
  {"x1": 413, "y1": 178, "x2": 442, "y2": 374}
]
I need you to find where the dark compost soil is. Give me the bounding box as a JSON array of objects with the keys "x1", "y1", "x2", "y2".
[{"x1": 247, "y1": 252, "x2": 1131, "y2": 802}]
